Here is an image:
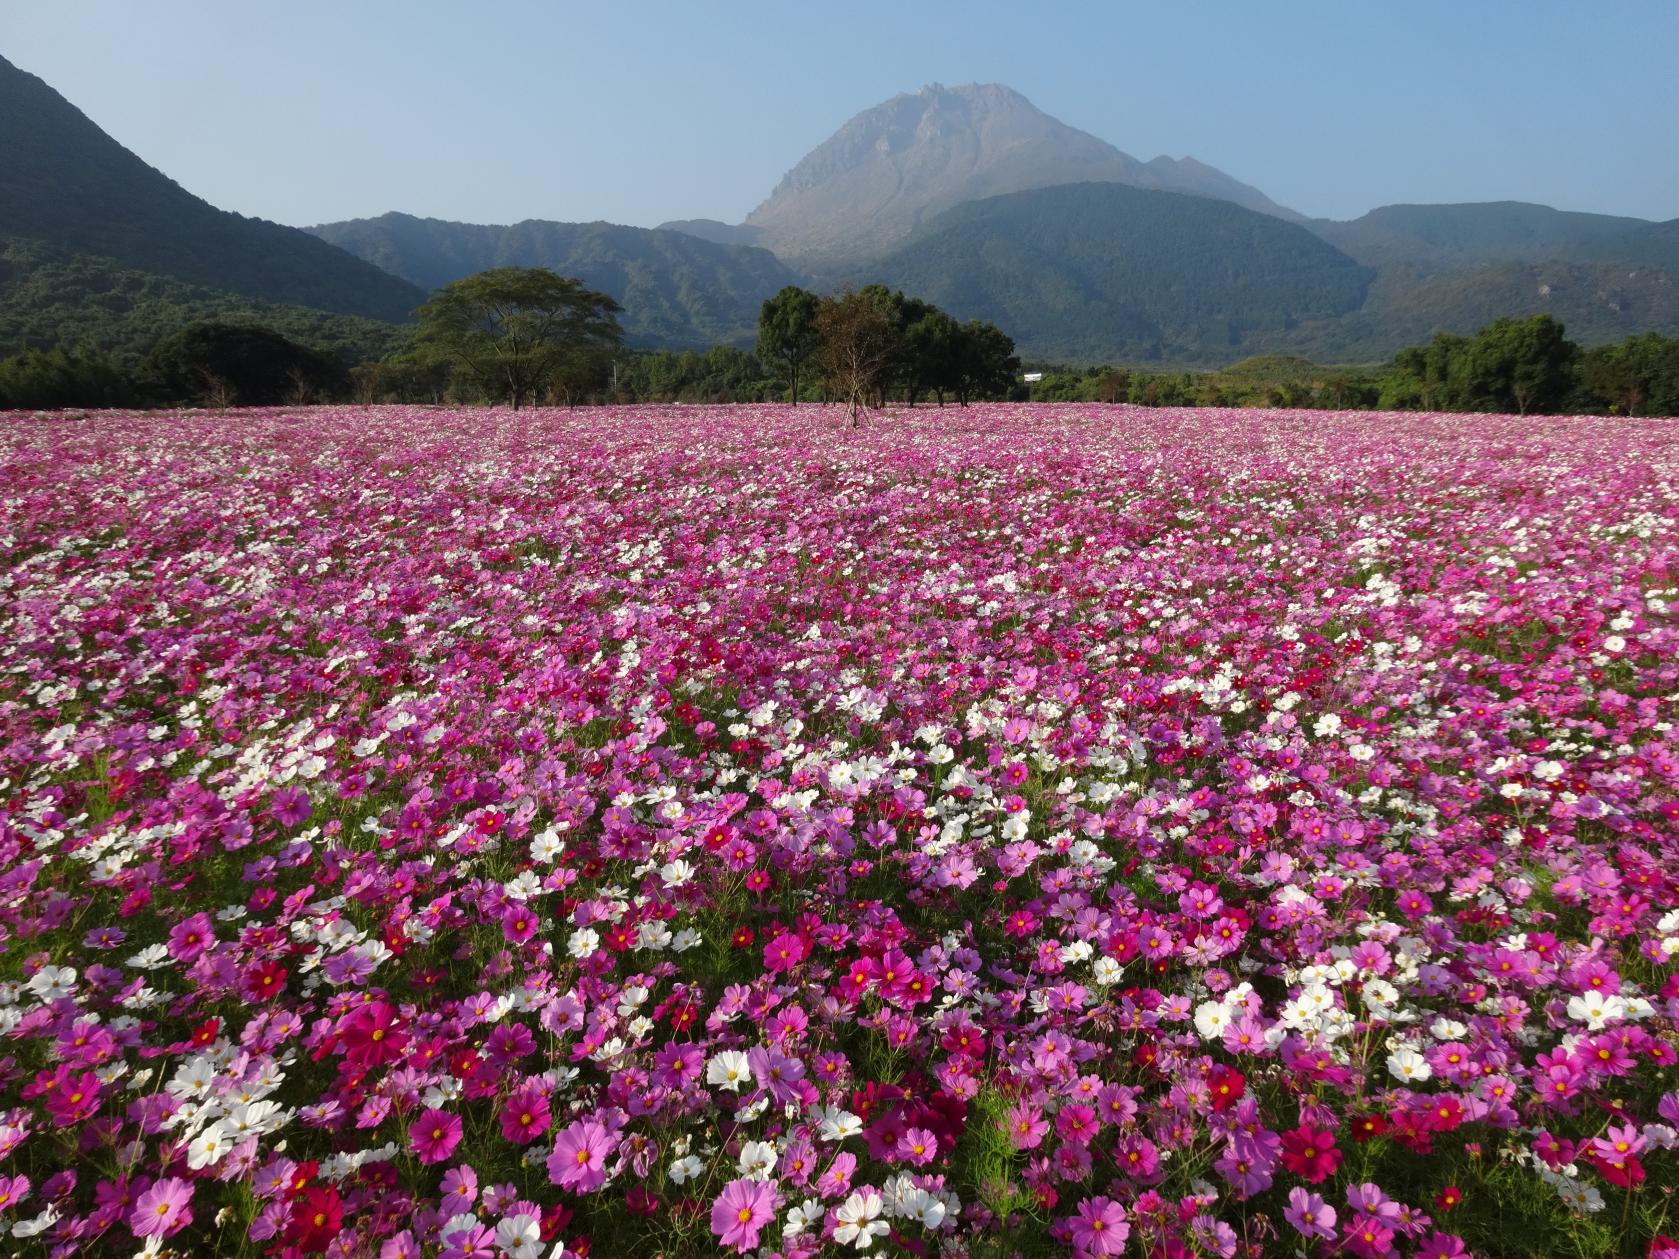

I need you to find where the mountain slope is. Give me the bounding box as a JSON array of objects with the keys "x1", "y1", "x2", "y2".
[
  {"x1": 0, "y1": 236, "x2": 407, "y2": 366},
  {"x1": 1310, "y1": 202, "x2": 1658, "y2": 273},
  {"x1": 857, "y1": 182, "x2": 1370, "y2": 363},
  {"x1": 741, "y1": 83, "x2": 1299, "y2": 267},
  {"x1": 0, "y1": 54, "x2": 426, "y2": 323},
  {"x1": 1269, "y1": 259, "x2": 1679, "y2": 363},
  {"x1": 306, "y1": 213, "x2": 803, "y2": 348}
]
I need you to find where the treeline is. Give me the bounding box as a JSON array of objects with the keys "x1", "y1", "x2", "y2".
[
  {"x1": 1026, "y1": 316, "x2": 1679, "y2": 416},
  {"x1": 0, "y1": 274, "x2": 1022, "y2": 412},
  {"x1": 3, "y1": 291, "x2": 1677, "y2": 417}
]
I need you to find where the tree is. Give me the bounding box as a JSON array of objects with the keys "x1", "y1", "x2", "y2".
[
  {"x1": 757, "y1": 286, "x2": 821, "y2": 405},
  {"x1": 816, "y1": 288, "x2": 899, "y2": 425},
  {"x1": 415, "y1": 268, "x2": 621, "y2": 410},
  {"x1": 1460, "y1": 315, "x2": 1576, "y2": 415},
  {"x1": 0, "y1": 344, "x2": 139, "y2": 409},
  {"x1": 144, "y1": 321, "x2": 345, "y2": 407},
  {"x1": 1577, "y1": 332, "x2": 1679, "y2": 416},
  {"x1": 950, "y1": 320, "x2": 1019, "y2": 405},
  {"x1": 903, "y1": 307, "x2": 960, "y2": 406}
]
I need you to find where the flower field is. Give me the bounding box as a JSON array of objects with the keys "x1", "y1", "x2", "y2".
[{"x1": 3, "y1": 402, "x2": 1679, "y2": 1258}]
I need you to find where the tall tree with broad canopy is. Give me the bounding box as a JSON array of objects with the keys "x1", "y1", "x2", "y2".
[
  {"x1": 415, "y1": 267, "x2": 621, "y2": 410},
  {"x1": 757, "y1": 285, "x2": 821, "y2": 404}
]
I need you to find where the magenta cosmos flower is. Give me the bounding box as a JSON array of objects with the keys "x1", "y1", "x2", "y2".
[
  {"x1": 499, "y1": 1085, "x2": 552, "y2": 1144},
  {"x1": 710, "y1": 1177, "x2": 778, "y2": 1253},
  {"x1": 411, "y1": 1108, "x2": 463, "y2": 1164}
]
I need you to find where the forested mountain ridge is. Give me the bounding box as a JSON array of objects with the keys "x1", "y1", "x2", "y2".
[
  {"x1": 0, "y1": 54, "x2": 427, "y2": 323},
  {"x1": 855, "y1": 182, "x2": 1372, "y2": 362},
  {"x1": 305, "y1": 213, "x2": 803, "y2": 348}
]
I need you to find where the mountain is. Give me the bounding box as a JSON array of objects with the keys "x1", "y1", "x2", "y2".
[
  {"x1": 0, "y1": 236, "x2": 407, "y2": 366},
  {"x1": 0, "y1": 54, "x2": 426, "y2": 323},
  {"x1": 1310, "y1": 202, "x2": 1661, "y2": 273},
  {"x1": 1268, "y1": 258, "x2": 1679, "y2": 363},
  {"x1": 857, "y1": 182, "x2": 1371, "y2": 363},
  {"x1": 737, "y1": 83, "x2": 1300, "y2": 268},
  {"x1": 655, "y1": 219, "x2": 766, "y2": 248},
  {"x1": 306, "y1": 213, "x2": 803, "y2": 348}
]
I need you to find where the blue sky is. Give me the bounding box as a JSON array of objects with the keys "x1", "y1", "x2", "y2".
[{"x1": 4, "y1": 1, "x2": 1676, "y2": 228}]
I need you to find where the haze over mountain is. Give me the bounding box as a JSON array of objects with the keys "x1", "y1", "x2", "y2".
[
  {"x1": 0, "y1": 53, "x2": 425, "y2": 324},
  {"x1": 661, "y1": 83, "x2": 1301, "y2": 269},
  {"x1": 306, "y1": 214, "x2": 801, "y2": 347}
]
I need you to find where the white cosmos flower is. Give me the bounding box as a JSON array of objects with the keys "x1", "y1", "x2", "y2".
[
  {"x1": 1556, "y1": 1178, "x2": 1605, "y2": 1212},
  {"x1": 25, "y1": 966, "x2": 77, "y2": 1001},
  {"x1": 818, "y1": 1106, "x2": 863, "y2": 1141},
  {"x1": 659, "y1": 859, "x2": 695, "y2": 888},
  {"x1": 223, "y1": 1100, "x2": 285, "y2": 1138},
  {"x1": 185, "y1": 1121, "x2": 233, "y2": 1169},
  {"x1": 833, "y1": 1191, "x2": 889, "y2": 1248},
  {"x1": 530, "y1": 830, "x2": 564, "y2": 862},
  {"x1": 1092, "y1": 956, "x2": 1124, "y2": 986},
  {"x1": 737, "y1": 1139, "x2": 778, "y2": 1180},
  {"x1": 566, "y1": 929, "x2": 600, "y2": 960},
  {"x1": 1567, "y1": 992, "x2": 1627, "y2": 1030},
  {"x1": 1386, "y1": 1047, "x2": 1432, "y2": 1083},
  {"x1": 495, "y1": 1214, "x2": 543, "y2": 1259},
  {"x1": 706, "y1": 1050, "x2": 752, "y2": 1093},
  {"x1": 784, "y1": 1197, "x2": 824, "y2": 1237},
  {"x1": 668, "y1": 1155, "x2": 703, "y2": 1184},
  {"x1": 1193, "y1": 1001, "x2": 1230, "y2": 1040}
]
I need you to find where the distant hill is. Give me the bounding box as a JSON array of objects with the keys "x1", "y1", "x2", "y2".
[
  {"x1": 1269, "y1": 258, "x2": 1679, "y2": 363},
  {"x1": 0, "y1": 236, "x2": 407, "y2": 366},
  {"x1": 306, "y1": 213, "x2": 803, "y2": 348},
  {"x1": 0, "y1": 54, "x2": 426, "y2": 323},
  {"x1": 656, "y1": 219, "x2": 766, "y2": 248},
  {"x1": 737, "y1": 83, "x2": 1300, "y2": 268},
  {"x1": 1310, "y1": 202, "x2": 1662, "y2": 273},
  {"x1": 857, "y1": 182, "x2": 1371, "y2": 362}
]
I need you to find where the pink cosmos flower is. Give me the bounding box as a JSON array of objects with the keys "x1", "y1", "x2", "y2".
[
  {"x1": 130, "y1": 1176, "x2": 193, "y2": 1239},
  {"x1": 547, "y1": 1118, "x2": 615, "y2": 1192},
  {"x1": 710, "y1": 1177, "x2": 778, "y2": 1253},
  {"x1": 1069, "y1": 1195, "x2": 1129, "y2": 1255},
  {"x1": 896, "y1": 1126, "x2": 938, "y2": 1166},
  {"x1": 1284, "y1": 1187, "x2": 1336, "y2": 1239}
]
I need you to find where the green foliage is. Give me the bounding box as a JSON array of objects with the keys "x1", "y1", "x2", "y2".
[
  {"x1": 950, "y1": 318, "x2": 1021, "y2": 404},
  {"x1": 619, "y1": 346, "x2": 777, "y2": 403},
  {"x1": 309, "y1": 212, "x2": 800, "y2": 348},
  {"x1": 1575, "y1": 332, "x2": 1679, "y2": 415},
  {"x1": 757, "y1": 285, "x2": 822, "y2": 402},
  {"x1": 1380, "y1": 316, "x2": 1579, "y2": 414},
  {"x1": 414, "y1": 267, "x2": 623, "y2": 410},
  {"x1": 144, "y1": 321, "x2": 348, "y2": 407},
  {"x1": 0, "y1": 55, "x2": 425, "y2": 321},
  {"x1": 0, "y1": 236, "x2": 411, "y2": 369},
  {"x1": 0, "y1": 344, "x2": 139, "y2": 409}
]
